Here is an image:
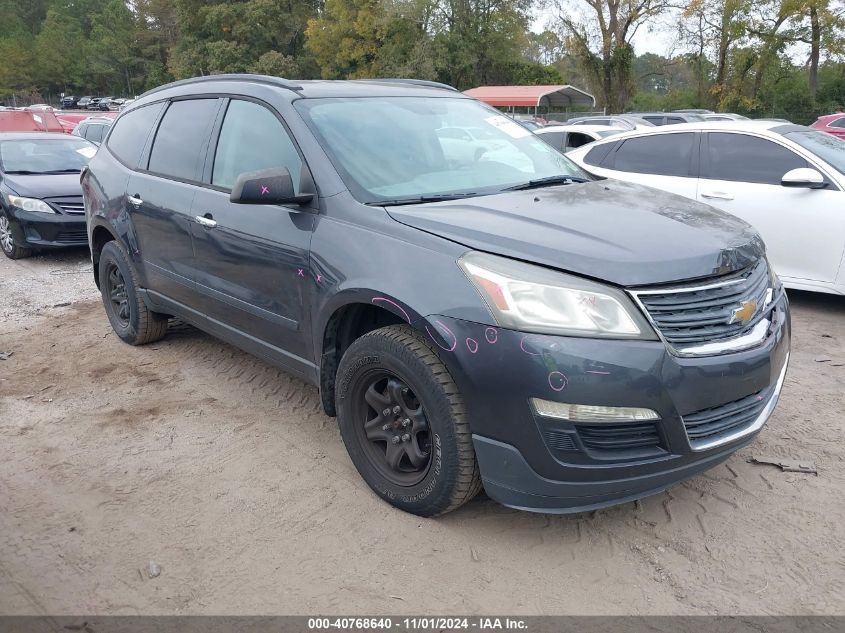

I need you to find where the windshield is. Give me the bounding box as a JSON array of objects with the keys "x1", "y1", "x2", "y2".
[
  {"x1": 0, "y1": 137, "x2": 96, "y2": 174},
  {"x1": 783, "y1": 130, "x2": 845, "y2": 175},
  {"x1": 295, "y1": 97, "x2": 589, "y2": 203}
]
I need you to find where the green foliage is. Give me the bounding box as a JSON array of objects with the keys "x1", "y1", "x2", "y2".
[{"x1": 0, "y1": 0, "x2": 843, "y2": 125}]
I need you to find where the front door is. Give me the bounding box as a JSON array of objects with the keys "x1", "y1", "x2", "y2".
[{"x1": 190, "y1": 98, "x2": 316, "y2": 372}]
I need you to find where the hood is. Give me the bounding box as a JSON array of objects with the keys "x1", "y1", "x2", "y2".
[
  {"x1": 387, "y1": 180, "x2": 765, "y2": 287},
  {"x1": 1, "y1": 173, "x2": 82, "y2": 199}
]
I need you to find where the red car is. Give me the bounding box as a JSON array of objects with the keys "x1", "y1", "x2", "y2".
[
  {"x1": 0, "y1": 109, "x2": 65, "y2": 133},
  {"x1": 810, "y1": 112, "x2": 845, "y2": 138}
]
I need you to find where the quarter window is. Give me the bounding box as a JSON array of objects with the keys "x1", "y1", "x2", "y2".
[
  {"x1": 829, "y1": 117, "x2": 845, "y2": 129},
  {"x1": 212, "y1": 99, "x2": 302, "y2": 191},
  {"x1": 611, "y1": 133, "x2": 694, "y2": 176},
  {"x1": 704, "y1": 133, "x2": 806, "y2": 185},
  {"x1": 106, "y1": 101, "x2": 166, "y2": 169},
  {"x1": 148, "y1": 99, "x2": 219, "y2": 181}
]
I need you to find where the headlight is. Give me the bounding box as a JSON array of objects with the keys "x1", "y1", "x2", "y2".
[
  {"x1": 8, "y1": 195, "x2": 56, "y2": 214},
  {"x1": 766, "y1": 257, "x2": 782, "y2": 292},
  {"x1": 459, "y1": 252, "x2": 656, "y2": 339}
]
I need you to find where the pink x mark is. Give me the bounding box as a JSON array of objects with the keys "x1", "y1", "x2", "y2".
[
  {"x1": 260, "y1": 185, "x2": 269, "y2": 195},
  {"x1": 315, "y1": 274, "x2": 322, "y2": 283},
  {"x1": 297, "y1": 269, "x2": 305, "y2": 277}
]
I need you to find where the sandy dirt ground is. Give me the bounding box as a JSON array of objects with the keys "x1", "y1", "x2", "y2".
[{"x1": 1, "y1": 249, "x2": 844, "y2": 616}]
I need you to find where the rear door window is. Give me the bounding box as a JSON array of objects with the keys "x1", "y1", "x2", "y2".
[
  {"x1": 211, "y1": 99, "x2": 303, "y2": 191},
  {"x1": 86, "y1": 124, "x2": 105, "y2": 143},
  {"x1": 565, "y1": 132, "x2": 593, "y2": 151},
  {"x1": 643, "y1": 116, "x2": 665, "y2": 126},
  {"x1": 538, "y1": 131, "x2": 565, "y2": 151},
  {"x1": 147, "y1": 99, "x2": 219, "y2": 181},
  {"x1": 106, "y1": 101, "x2": 166, "y2": 168},
  {"x1": 703, "y1": 132, "x2": 807, "y2": 184},
  {"x1": 610, "y1": 133, "x2": 695, "y2": 176},
  {"x1": 830, "y1": 117, "x2": 845, "y2": 128}
]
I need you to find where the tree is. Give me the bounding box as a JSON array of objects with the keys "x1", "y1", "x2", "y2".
[{"x1": 555, "y1": 0, "x2": 673, "y2": 111}]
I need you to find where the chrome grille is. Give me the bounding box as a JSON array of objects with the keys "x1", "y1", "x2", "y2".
[
  {"x1": 45, "y1": 197, "x2": 85, "y2": 215},
  {"x1": 631, "y1": 260, "x2": 772, "y2": 351}
]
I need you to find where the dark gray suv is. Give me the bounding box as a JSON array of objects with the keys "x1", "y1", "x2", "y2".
[{"x1": 82, "y1": 75, "x2": 790, "y2": 516}]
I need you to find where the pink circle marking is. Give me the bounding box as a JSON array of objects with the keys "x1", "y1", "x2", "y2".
[
  {"x1": 520, "y1": 335, "x2": 543, "y2": 356},
  {"x1": 485, "y1": 327, "x2": 498, "y2": 344},
  {"x1": 371, "y1": 297, "x2": 411, "y2": 324},
  {"x1": 425, "y1": 319, "x2": 458, "y2": 352},
  {"x1": 548, "y1": 371, "x2": 568, "y2": 392},
  {"x1": 466, "y1": 338, "x2": 479, "y2": 354}
]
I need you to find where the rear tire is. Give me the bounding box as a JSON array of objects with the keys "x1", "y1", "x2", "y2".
[
  {"x1": 335, "y1": 324, "x2": 481, "y2": 516},
  {"x1": 99, "y1": 240, "x2": 168, "y2": 345},
  {"x1": 0, "y1": 213, "x2": 32, "y2": 259}
]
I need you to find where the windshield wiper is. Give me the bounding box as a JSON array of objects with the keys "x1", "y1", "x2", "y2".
[
  {"x1": 3, "y1": 170, "x2": 42, "y2": 175},
  {"x1": 371, "y1": 193, "x2": 482, "y2": 207},
  {"x1": 40, "y1": 169, "x2": 82, "y2": 174},
  {"x1": 503, "y1": 175, "x2": 591, "y2": 191}
]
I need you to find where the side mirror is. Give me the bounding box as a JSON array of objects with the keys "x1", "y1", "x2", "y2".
[
  {"x1": 781, "y1": 167, "x2": 827, "y2": 189},
  {"x1": 229, "y1": 167, "x2": 314, "y2": 205}
]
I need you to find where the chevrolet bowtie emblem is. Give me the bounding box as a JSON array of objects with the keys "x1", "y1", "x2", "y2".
[{"x1": 729, "y1": 300, "x2": 757, "y2": 324}]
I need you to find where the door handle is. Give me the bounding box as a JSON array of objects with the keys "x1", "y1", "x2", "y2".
[
  {"x1": 195, "y1": 214, "x2": 217, "y2": 228},
  {"x1": 700, "y1": 190, "x2": 734, "y2": 201},
  {"x1": 127, "y1": 195, "x2": 143, "y2": 206}
]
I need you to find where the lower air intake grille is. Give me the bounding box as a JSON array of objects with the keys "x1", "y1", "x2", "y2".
[
  {"x1": 683, "y1": 388, "x2": 770, "y2": 447},
  {"x1": 577, "y1": 422, "x2": 661, "y2": 452},
  {"x1": 543, "y1": 430, "x2": 577, "y2": 453}
]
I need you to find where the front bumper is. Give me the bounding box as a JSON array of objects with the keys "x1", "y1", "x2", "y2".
[
  {"x1": 7, "y1": 207, "x2": 88, "y2": 248},
  {"x1": 423, "y1": 293, "x2": 790, "y2": 513}
]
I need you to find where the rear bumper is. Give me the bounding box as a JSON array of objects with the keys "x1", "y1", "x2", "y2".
[
  {"x1": 7, "y1": 207, "x2": 88, "y2": 248},
  {"x1": 423, "y1": 292, "x2": 791, "y2": 513}
]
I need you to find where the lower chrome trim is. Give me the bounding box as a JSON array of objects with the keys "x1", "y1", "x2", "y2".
[{"x1": 685, "y1": 352, "x2": 789, "y2": 452}]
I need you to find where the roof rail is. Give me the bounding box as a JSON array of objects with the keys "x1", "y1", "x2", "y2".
[
  {"x1": 138, "y1": 74, "x2": 303, "y2": 100},
  {"x1": 353, "y1": 78, "x2": 459, "y2": 92}
]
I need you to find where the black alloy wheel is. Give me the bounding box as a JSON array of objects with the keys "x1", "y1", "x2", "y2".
[{"x1": 354, "y1": 372, "x2": 432, "y2": 486}]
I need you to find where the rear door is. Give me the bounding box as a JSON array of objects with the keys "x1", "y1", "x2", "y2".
[
  {"x1": 126, "y1": 97, "x2": 221, "y2": 305},
  {"x1": 190, "y1": 97, "x2": 315, "y2": 371},
  {"x1": 698, "y1": 131, "x2": 845, "y2": 284},
  {"x1": 589, "y1": 132, "x2": 700, "y2": 199}
]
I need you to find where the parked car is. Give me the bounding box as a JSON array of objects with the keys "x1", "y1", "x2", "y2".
[
  {"x1": 77, "y1": 96, "x2": 95, "y2": 109},
  {"x1": 119, "y1": 98, "x2": 136, "y2": 111},
  {"x1": 0, "y1": 132, "x2": 96, "y2": 258},
  {"x1": 535, "y1": 124, "x2": 625, "y2": 152},
  {"x1": 568, "y1": 115, "x2": 654, "y2": 130},
  {"x1": 702, "y1": 113, "x2": 749, "y2": 121},
  {"x1": 566, "y1": 120, "x2": 845, "y2": 295},
  {"x1": 626, "y1": 112, "x2": 706, "y2": 125},
  {"x1": 0, "y1": 109, "x2": 65, "y2": 133},
  {"x1": 810, "y1": 112, "x2": 845, "y2": 139},
  {"x1": 436, "y1": 125, "x2": 514, "y2": 163},
  {"x1": 72, "y1": 116, "x2": 113, "y2": 145},
  {"x1": 83, "y1": 75, "x2": 790, "y2": 517},
  {"x1": 27, "y1": 104, "x2": 54, "y2": 112},
  {"x1": 61, "y1": 96, "x2": 79, "y2": 109},
  {"x1": 673, "y1": 108, "x2": 715, "y2": 114},
  {"x1": 87, "y1": 98, "x2": 102, "y2": 111},
  {"x1": 96, "y1": 97, "x2": 114, "y2": 111}
]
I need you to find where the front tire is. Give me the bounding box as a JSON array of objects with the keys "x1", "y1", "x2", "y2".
[
  {"x1": 0, "y1": 213, "x2": 32, "y2": 259},
  {"x1": 336, "y1": 325, "x2": 481, "y2": 516},
  {"x1": 99, "y1": 240, "x2": 168, "y2": 345}
]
